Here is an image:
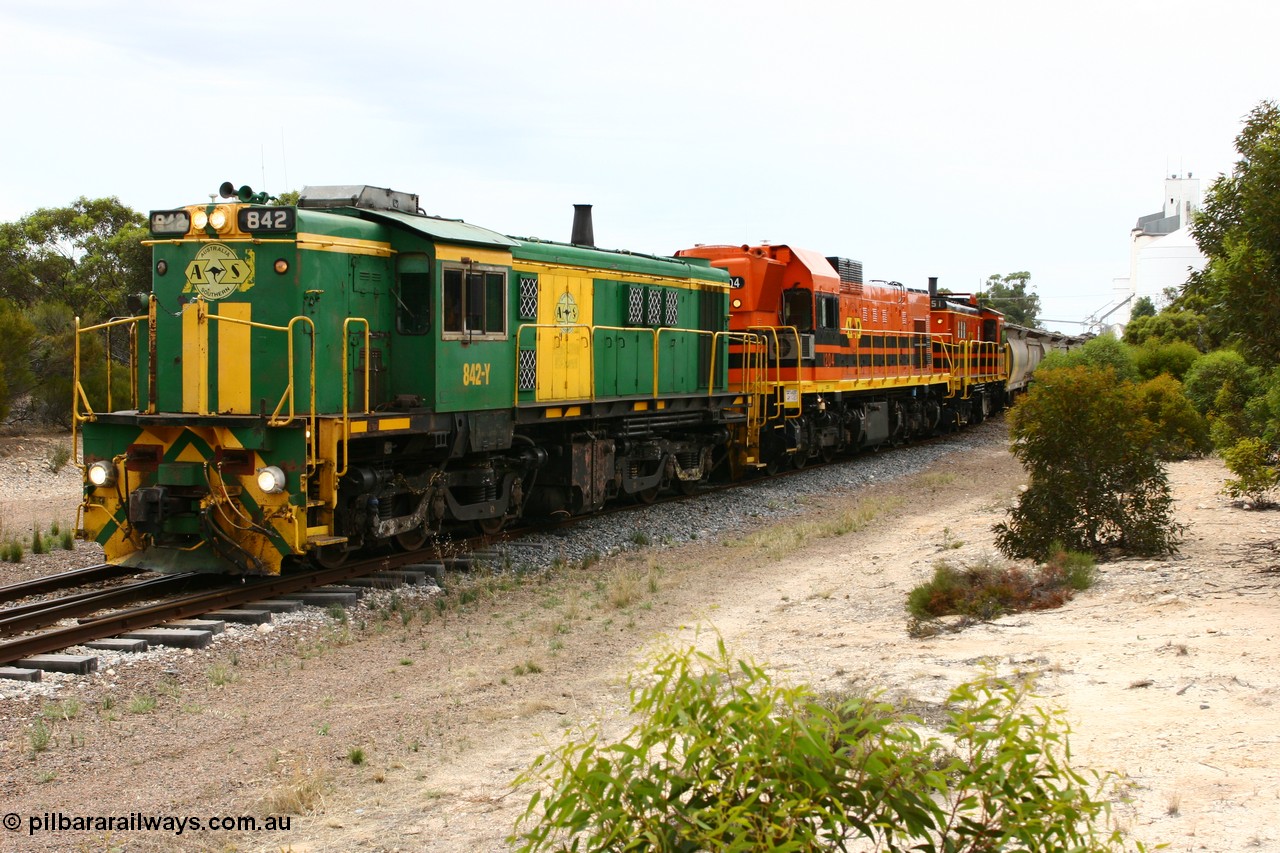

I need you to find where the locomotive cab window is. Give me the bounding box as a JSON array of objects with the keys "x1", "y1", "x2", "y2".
[
  {"x1": 442, "y1": 262, "x2": 507, "y2": 339},
  {"x1": 781, "y1": 287, "x2": 813, "y2": 331},
  {"x1": 395, "y1": 253, "x2": 431, "y2": 335}
]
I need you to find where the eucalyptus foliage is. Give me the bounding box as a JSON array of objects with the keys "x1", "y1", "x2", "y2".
[
  {"x1": 511, "y1": 639, "x2": 1144, "y2": 852},
  {"x1": 1187, "y1": 100, "x2": 1280, "y2": 364},
  {"x1": 994, "y1": 366, "x2": 1182, "y2": 559}
]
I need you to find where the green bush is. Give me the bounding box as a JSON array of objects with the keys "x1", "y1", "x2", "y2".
[
  {"x1": 1221, "y1": 437, "x2": 1280, "y2": 506},
  {"x1": 1136, "y1": 374, "x2": 1211, "y2": 459},
  {"x1": 1133, "y1": 340, "x2": 1201, "y2": 382},
  {"x1": 1122, "y1": 309, "x2": 1211, "y2": 349},
  {"x1": 512, "y1": 640, "x2": 1145, "y2": 852},
  {"x1": 994, "y1": 366, "x2": 1182, "y2": 560},
  {"x1": 1038, "y1": 333, "x2": 1138, "y2": 382},
  {"x1": 1183, "y1": 349, "x2": 1260, "y2": 416}
]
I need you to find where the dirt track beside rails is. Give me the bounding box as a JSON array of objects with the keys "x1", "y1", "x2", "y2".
[{"x1": 1, "y1": 424, "x2": 1279, "y2": 852}]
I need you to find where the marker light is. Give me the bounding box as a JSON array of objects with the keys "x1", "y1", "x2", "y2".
[
  {"x1": 256, "y1": 465, "x2": 286, "y2": 494},
  {"x1": 274, "y1": 259, "x2": 289, "y2": 274},
  {"x1": 87, "y1": 460, "x2": 115, "y2": 487}
]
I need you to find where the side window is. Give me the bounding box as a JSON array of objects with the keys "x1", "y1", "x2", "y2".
[
  {"x1": 395, "y1": 253, "x2": 431, "y2": 335},
  {"x1": 816, "y1": 294, "x2": 839, "y2": 330},
  {"x1": 442, "y1": 263, "x2": 507, "y2": 339}
]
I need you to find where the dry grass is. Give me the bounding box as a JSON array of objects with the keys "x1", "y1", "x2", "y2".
[
  {"x1": 261, "y1": 767, "x2": 332, "y2": 815},
  {"x1": 732, "y1": 496, "x2": 904, "y2": 559}
]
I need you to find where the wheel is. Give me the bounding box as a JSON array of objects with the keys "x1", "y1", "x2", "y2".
[
  {"x1": 477, "y1": 515, "x2": 506, "y2": 536},
  {"x1": 677, "y1": 478, "x2": 702, "y2": 496},
  {"x1": 394, "y1": 526, "x2": 429, "y2": 552},
  {"x1": 634, "y1": 485, "x2": 660, "y2": 505},
  {"x1": 311, "y1": 544, "x2": 348, "y2": 569},
  {"x1": 792, "y1": 450, "x2": 807, "y2": 470},
  {"x1": 820, "y1": 446, "x2": 836, "y2": 464}
]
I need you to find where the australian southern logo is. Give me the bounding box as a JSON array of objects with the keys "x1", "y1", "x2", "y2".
[
  {"x1": 554, "y1": 292, "x2": 579, "y2": 325},
  {"x1": 183, "y1": 243, "x2": 256, "y2": 300}
]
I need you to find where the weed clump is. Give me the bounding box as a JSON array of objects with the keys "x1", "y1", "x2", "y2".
[{"x1": 907, "y1": 548, "x2": 1097, "y2": 623}]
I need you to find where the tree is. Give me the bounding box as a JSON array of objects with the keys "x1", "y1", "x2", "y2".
[
  {"x1": 1121, "y1": 307, "x2": 1212, "y2": 349},
  {"x1": 1186, "y1": 101, "x2": 1280, "y2": 363},
  {"x1": 980, "y1": 271, "x2": 1041, "y2": 327},
  {"x1": 0, "y1": 197, "x2": 149, "y2": 321},
  {"x1": 994, "y1": 365, "x2": 1182, "y2": 559},
  {"x1": 0, "y1": 299, "x2": 36, "y2": 420},
  {"x1": 1130, "y1": 295, "x2": 1156, "y2": 320}
]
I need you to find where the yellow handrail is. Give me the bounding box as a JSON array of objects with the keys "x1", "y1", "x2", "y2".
[
  {"x1": 205, "y1": 311, "x2": 317, "y2": 465},
  {"x1": 652, "y1": 326, "x2": 723, "y2": 397},
  {"x1": 72, "y1": 312, "x2": 149, "y2": 466},
  {"x1": 513, "y1": 322, "x2": 595, "y2": 406}
]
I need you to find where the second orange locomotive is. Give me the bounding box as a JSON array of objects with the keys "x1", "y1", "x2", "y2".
[{"x1": 676, "y1": 243, "x2": 1008, "y2": 474}]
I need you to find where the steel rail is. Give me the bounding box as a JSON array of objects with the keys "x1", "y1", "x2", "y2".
[
  {"x1": 0, "y1": 564, "x2": 138, "y2": 604},
  {"x1": 0, "y1": 574, "x2": 205, "y2": 637},
  {"x1": 0, "y1": 551, "x2": 434, "y2": 664}
]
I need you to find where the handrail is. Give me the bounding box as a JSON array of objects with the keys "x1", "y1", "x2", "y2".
[
  {"x1": 514, "y1": 322, "x2": 760, "y2": 406},
  {"x1": 204, "y1": 310, "x2": 317, "y2": 466},
  {"x1": 337, "y1": 317, "x2": 371, "y2": 478},
  {"x1": 513, "y1": 322, "x2": 595, "y2": 406},
  {"x1": 652, "y1": 326, "x2": 723, "y2": 397},
  {"x1": 708, "y1": 330, "x2": 765, "y2": 399},
  {"x1": 745, "y1": 325, "x2": 798, "y2": 421},
  {"x1": 73, "y1": 312, "x2": 149, "y2": 466}
]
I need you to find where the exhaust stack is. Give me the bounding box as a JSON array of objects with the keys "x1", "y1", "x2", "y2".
[
  {"x1": 571, "y1": 204, "x2": 595, "y2": 247},
  {"x1": 928, "y1": 276, "x2": 938, "y2": 300}
]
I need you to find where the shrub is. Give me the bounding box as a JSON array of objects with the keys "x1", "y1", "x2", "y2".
[
  {"x1": 1183, "y1": 349, "x2": 1260, "y2": 416},
  {"x1": 1221, "y1": 437, "x2": 1280, "y2": 506},
  {"x1": 1133, "y1": 340, "x2": 1201, "y2": 382},
  {"x1": 511, "y1": 640, "x2": 1145, "y2": 852},
  {"x1": 994, "y1": 366, "x2": 1182, "y2": 560},
  {"x1": 1122, "y1": 309, "x2": 1211, "y2": 349},
  {"x1": 906, "y1": 550, "x2": 1096, "y2": 622},
  {"x1": 1135, "y1": 374, "x2": 1211, "y2": 460},
  {"x1": 46, "y1": 445, "x2": 72, "y2": 474},
  {"x1": 1038, "y1": 333, "x2": 1138, "y2": 382}
]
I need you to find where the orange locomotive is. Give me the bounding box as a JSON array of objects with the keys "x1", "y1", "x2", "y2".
[{"x1": 675, "y1": 243, "x2": 1008, "y2": 475}]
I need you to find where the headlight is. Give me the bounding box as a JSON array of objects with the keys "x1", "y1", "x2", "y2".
[
  {"x1": 192, "y1": 210, "x2": 209, "y2": 229},
  {"x1": 87, "y1": 460, "x2": 115, "y2": 487},
  {"x1": 256, "y1": 465, "x2": 286, "y2": 494},
  {"x1": 209, "y1": 207, "x2": 229, "y2": 231}
]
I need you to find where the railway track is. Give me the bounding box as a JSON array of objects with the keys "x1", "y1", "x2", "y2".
[
  {"x1": 0, "y1": 423, "x2": 988, "y2": 674},
  {"x1": 0, "y1": 549, "x2": 459, "y2": 667},
  {"x1": 0, "y1": 564, "x2": 140, "y2": 604}
]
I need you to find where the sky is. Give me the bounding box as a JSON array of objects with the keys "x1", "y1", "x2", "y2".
[{"x1": 2, "y1": 0, "x2": 1276, "y2": 332}]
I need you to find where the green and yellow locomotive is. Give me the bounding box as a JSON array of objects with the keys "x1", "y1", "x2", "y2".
[{"x1": 75, "y1": 185, "x2": 743, "y2": 574}]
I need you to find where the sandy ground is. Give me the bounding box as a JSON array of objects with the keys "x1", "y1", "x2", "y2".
[{"x1": 1, "y1": 426, "x2": 1278, "y2": 852}]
